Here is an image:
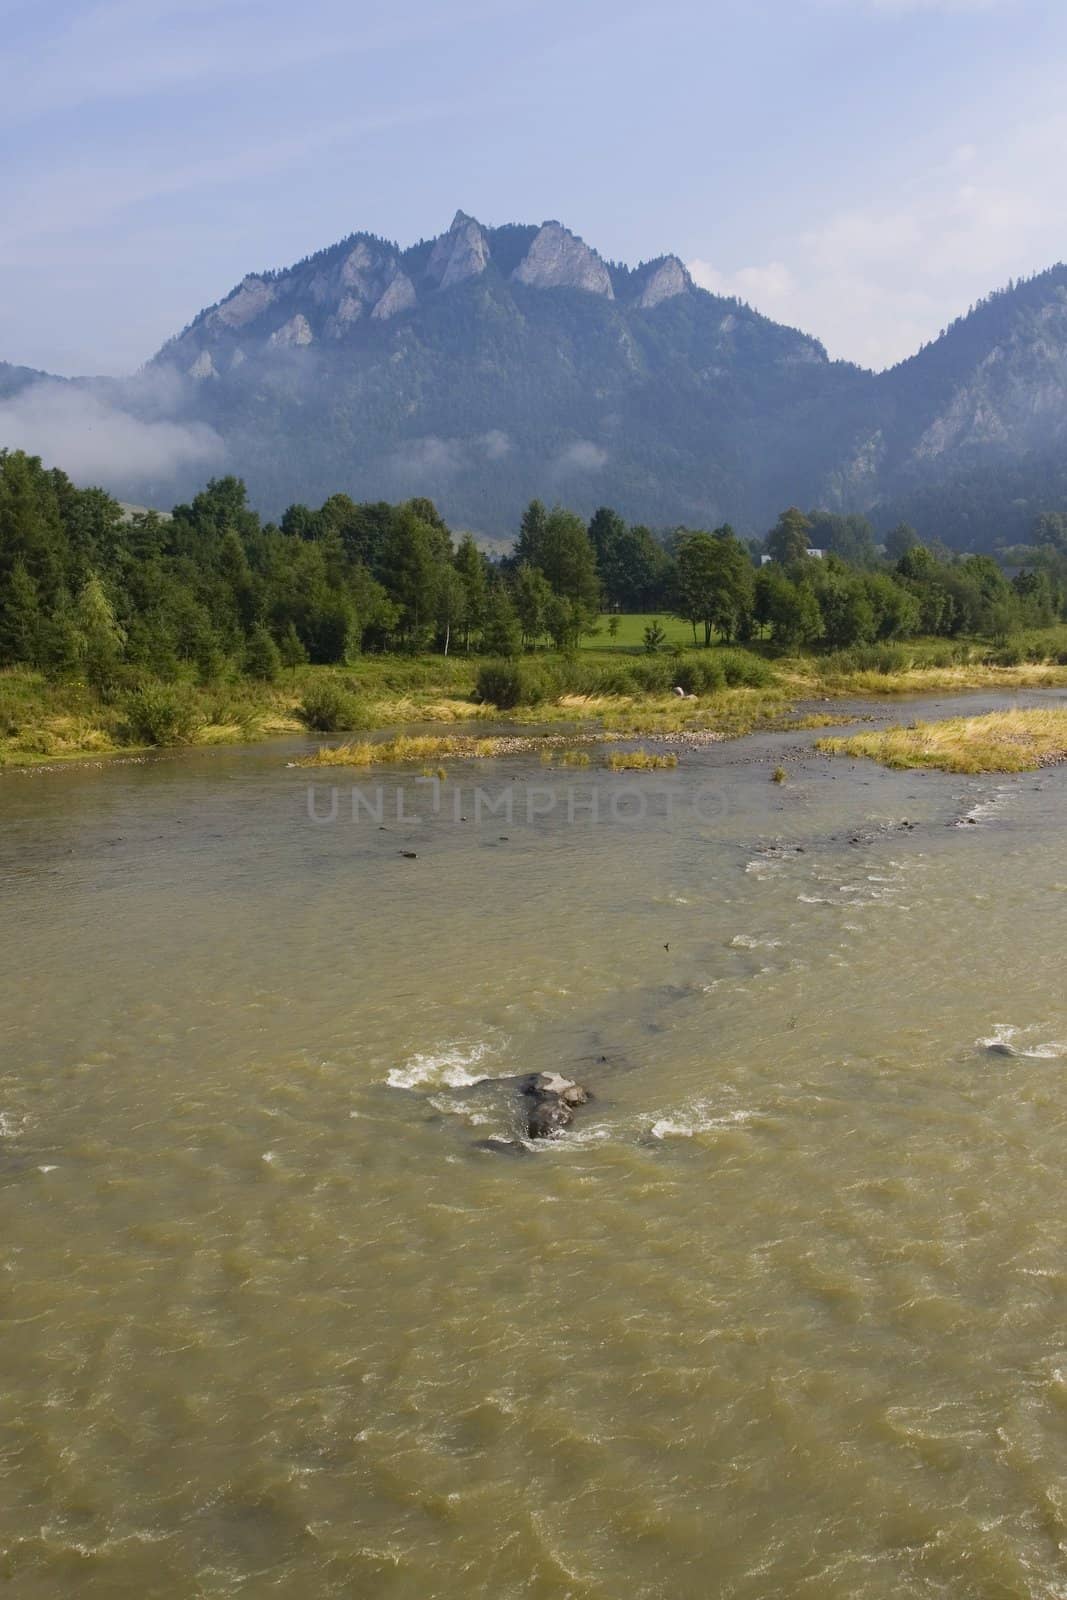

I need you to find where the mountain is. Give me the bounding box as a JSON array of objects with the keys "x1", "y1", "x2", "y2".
[
  {"x1": 832, "y1": 269, "x2": 1067, "y2": 547},
  {"x1": 146, "y1": 209, "x2": 843, "y2": 533},
  {"x1": 5, "y1": 211, "x2": 1067, "y2": 548}
]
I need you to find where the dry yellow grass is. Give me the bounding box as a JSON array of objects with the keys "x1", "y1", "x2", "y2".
[
  {"x1": 791, "y1": 660, "x2": 1067, "y2": 697},
  {"x1": 297, "y1": 734, "x2": 507, "y2": 768},
  {"x1": 818, "y1": 708, "x2": 1067, "y2": 773},
  {"x1": 606, "y1": 749, "x2": 679, "y2": 771},
  {"x1": 372, "y1": 695, "x2": 502, "y2": 724},
  {"x1": 539, "y1": 747, "x2": 592, "y2": 767}
]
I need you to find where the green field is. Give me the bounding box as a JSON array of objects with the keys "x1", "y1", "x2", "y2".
[{"x1": 581, "y1": 614, "x2": 699, "y2": 651}]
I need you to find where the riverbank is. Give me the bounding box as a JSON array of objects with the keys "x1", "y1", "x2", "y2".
[
  {"x1": 5, "y1": 641, "x2": 1067, "y2": 771},
  {"x1": 819, "y1": 706, "x2": 1067, "y2": 773}
]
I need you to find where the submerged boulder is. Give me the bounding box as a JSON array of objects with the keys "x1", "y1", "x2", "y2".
[{"x1": 519, "y1": 1072, "x2": 592, "y2": 1139}]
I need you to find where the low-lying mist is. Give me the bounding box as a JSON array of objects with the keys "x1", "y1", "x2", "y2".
[{"x1": 0, "y1": 372, "x2": 224, "y2": 493}]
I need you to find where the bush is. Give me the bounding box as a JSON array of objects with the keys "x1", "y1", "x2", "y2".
[
  {"x1": 628, "y1": 657, "x2": 675, "y2": 693},
  {"x1": 297, "y1": 678, "x2": 372, "y2": 731},
  {"x1": 475, "y1": 660, "x2": 548, "y2": 709},
  {"x1": 674, "y1": 656, "x2": 726, "y2": 694},
  {"x1": 581, "y1": 663, "x2": 637, "y2": 695},
  {"x1": 819, "y1": 644, "x2": 912, "y2": 677},
  {"x1": 718, "y1": 650, "x2": 774, "y2": 687},
  {"x1": 91, "y1": 661, "x2": 148, "y2": 705},
  {"x1": 916, "y1": 642, "x2": 958, "y2": 668},
  {"x1": 122, "y1": 681, "x2": 201, "y2": 746}
]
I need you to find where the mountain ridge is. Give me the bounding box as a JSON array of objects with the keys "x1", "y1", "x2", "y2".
[{"x1": 4, "y1": 211, "x2": 1067, "y2": 549}]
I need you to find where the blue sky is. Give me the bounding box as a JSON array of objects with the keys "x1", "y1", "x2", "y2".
[{"x1": 2, "y1": 0, "x2": 1065, "y2": 375}]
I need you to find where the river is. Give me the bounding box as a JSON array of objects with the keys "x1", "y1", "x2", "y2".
[{"x1": 2, "y1": 691, "x2": 1066, "y2": 1597}]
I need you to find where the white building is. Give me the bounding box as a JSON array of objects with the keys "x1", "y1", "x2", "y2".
[{"x1": 760, "y1": 548, "x2": 826, "y2": 565}]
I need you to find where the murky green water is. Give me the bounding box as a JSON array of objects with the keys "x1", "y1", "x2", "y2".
[{"x1": 2, "y1": 693, "x2": 1066, "y2": 1597}]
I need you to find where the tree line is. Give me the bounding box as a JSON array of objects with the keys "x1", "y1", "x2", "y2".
[{"x1": 0, "y1": 449, "x2": 1064, "y2": 686}]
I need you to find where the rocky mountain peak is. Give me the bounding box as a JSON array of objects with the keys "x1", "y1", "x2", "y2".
[
  {"x1": 512, "y1": 221, "x2": 614, "y2": 299},
  {"x1": 426, "y1": 210, "x2": 490, "y2": 290},
  {"x1": 638, "y1": 255, "x2": 691, "y2": 309}
]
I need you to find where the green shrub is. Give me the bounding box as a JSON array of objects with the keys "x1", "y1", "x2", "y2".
[
  {"x1": 297, "y1": 678, "x2": 372, "y2": 731},
  {"x1": 475, "y1": 661, "x2": 546, "y2": 709},
  {"x1": 628, "y1": 657, "x2": 675, "y2": 693},
  {"x1": 201, "y1": 693, "x2": 258, "y2": 736},
  {"x1": 718, "y1": 650, "x2": 774, "y2": 687},
  {"x1": 820, "y1": 644, "x2": 913, "y2": 677},
  {"x1": 674, "y1": 656, "x2": 726, "y2": 694},
  {"x1": 92, "y1": 661, "x2": 148, "y2": 705},
  {"x1": 583, "y1": 663, "x2": 637, "y2": 695},
  {"x1": 122, "y1": 681, "x2": 201, "y2": 746},
  {"x1": 917, "y1": 642, "x2": 957, "y2": 668}
]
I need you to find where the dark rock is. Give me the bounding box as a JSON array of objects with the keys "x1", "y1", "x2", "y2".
[
  {"x1": 518, "y1": 1070, "x2": 592, "y2": 1138},
  {"x1": 526, "y1": 1099, "x2": 574, "y2": 1139},
  {"x1": 473, "y1": 1136, "x2": 529, "y2": 1157}
]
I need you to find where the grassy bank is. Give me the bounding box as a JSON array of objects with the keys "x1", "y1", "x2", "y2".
[
  {"x1": 0, "y1": 669, "x2": 305, "y2": 767},
  {"x1": 818, "y1": 708, "x2": 1067, "y2": 773},
  {"x1": 298, "y1": 736, "x2": 685, "y2": 771},
  {"x1": 7, "y1": 623, "x2": 1067, "y2": 771}
]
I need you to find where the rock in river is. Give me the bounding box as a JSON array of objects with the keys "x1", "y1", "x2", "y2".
[{"x1": 520, "y1": 1072, "x2": 592, "y2": 1139}]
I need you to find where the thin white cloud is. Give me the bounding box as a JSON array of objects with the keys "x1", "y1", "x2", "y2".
[
  {"x1": 689, "y1": 110, "x2": 1067, "y2": 369},
  {"x1": 553, "y1": 441, "x2": 608, "y2": 473},
  {"x1": 1, "y1": 0, "x2": 534, "y2": 124},
  {"x1": 479, "y1": 429, "x2": 512, "y2": 460},
  {"x1": 0, "y1": 103, "x2": 460, "y2": 257},
  {"x1": 688, "y1": 260, "x2": 797, "y2": 315}
]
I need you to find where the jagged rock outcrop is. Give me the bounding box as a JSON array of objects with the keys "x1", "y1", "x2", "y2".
[
  {"x1": 371, "y1": 272, "x2": 417, "y2": 321},
  {"x1": 427, "y1": 210, "x2": 490, "y2": 290},
  {"x1": 513, "y1": 221, "x2": 614, "y2": 298},
  {"x1": 340, "y1": 240, "x2": 396, "y2": 302},
  {"x1": 269, "y1": 313, "x2": 313, "y2": 349},
  {"x1": 211, "y1": 275, "x2": 277, "y2": 330},
  {"x1": 188, "y1": 350, "x2": 217, "y2": 379},
  {"x1": 638, "y1": 256, "x2": 691, "y2": 309},
  {"x1": 334, "y1": 294, "x2": 363, "y2": 327}
]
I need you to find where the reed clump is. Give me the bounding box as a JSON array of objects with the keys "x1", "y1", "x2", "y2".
[
  {"x1": 606, "y1": 749, "x2": 679, "y2": 771},
  {"x1": 540, "y1": 748, "x2": 592, "y2": 768}
]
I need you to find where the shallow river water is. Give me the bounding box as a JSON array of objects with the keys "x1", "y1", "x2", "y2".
[{"x1": 2, "y1": 692, "x2": 1066, "y2": 1598}]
